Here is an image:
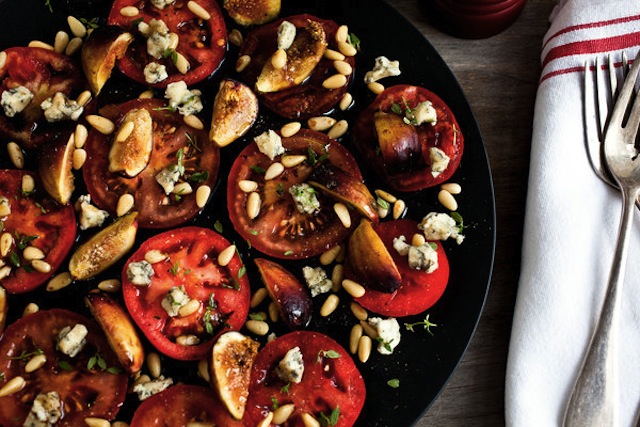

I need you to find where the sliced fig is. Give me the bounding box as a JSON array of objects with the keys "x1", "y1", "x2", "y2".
[
  {"x1": 108, "y1": 108, "x2": 153, "y2": 177},
  {"x1": 347, "y1": 219, "x2": 401, "y2": 293},
  {"x1": 209, "y1": 79, "x2": 258, "y2": 147},
  {"x1": 0, "y1": 286, "x2": 6, "y2": 334},
  {"x1": 85, "y1": 291, "x2": 145, "y2": 375},
  {"x1": 210, "y1": 331, "x2": 260, "y2": 420},
  {"x1": 307, "y1": 163, "x2": 379, "y2": 224},
  {"x1": 254, "y1": 258, "x2": 312, "y2": 329},
  {"x1": 373, "y1": 111, "x2": 421, "y2": 173},
  {"x1": 255, "y1": 19, "x2": 327, "y2": 93},
  {"x1": 38, "y1": 134, "x2": 75, "y2": 204},
  {"x1": 69, "y1": 212, "x2": 138, "y2": 280},
  {"x1": 81, "y1": 26, "x2": 134, "y2": 95},
  {"x1": 223, "y1": 0, "x2": 281, "y2": 26}
]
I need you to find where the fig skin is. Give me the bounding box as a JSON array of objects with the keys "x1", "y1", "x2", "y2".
[
  {"x1": 108, "y1": 108, "x2": 153, "y2": 177},
  {"x1": 373, "y1": 111, "x2": 422, "y2": 174},
  {"x1": 209, "y1": 79, "x2": 258, "y2": 147},
  {"x1": 81, "y1": 26, "x2": 134, "y2": 95},
  {"x1": 38, "y1": 134, "x2": 75, "y2": 205}
]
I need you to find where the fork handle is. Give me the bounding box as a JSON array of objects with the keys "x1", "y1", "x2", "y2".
[{"x1": 562, "y1": 186, "x2": 639, "y2": 427}]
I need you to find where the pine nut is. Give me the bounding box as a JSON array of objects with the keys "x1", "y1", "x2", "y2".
[
  {"x1": 280, "y1": 122, "x2": 301, "y2": 138},
  {"x1": 333, "y1": 203, "x2": 351, "y2": 228},
  {"x1": 412, "y1": 233, "x2": 426, "y2": 247},
  {"x1": 368, "y1": 81, "x2": 385, "y2": 94},
  {"x1": 65, "y1": 37, "x2": 83, "y2": 55},
  {"x1": 217, "y1": 244, "x2": 236, "y2": 267},
  {"x1": 236, "y1": 55, "x2": 251, "y2": 72},
  {"x1": 301, "y1": 413, "x2": 321, "y2": 427},
  {"x1": 342, "y1": 279, "x2": 365, "y2": 298},
  {"x1": 257, "y1": 412, "x2": 274, "y2": 427},
  {"x1": 75, "y1": 124, "x2": 88, "y2": 148},
  {"x1": 145, "y1": 249, "x2": 168, "y2": 264},
  {"x1": 25, "y1": 353, "x2": 47, "y2": 373},
  {"x1": 272, "y1": 403, "x2": 295, "y2": 424},
  {"x1": 175, "y1": 52, "x2": 190, "y2": 74},
  {"x1": 176, "y1": 334, "x2": 200, "y2": 346},
  {"x1": 0, "y1": 232, "x2": 13, "y2": 257},
  {"x1": 339, "y1": 92, "x2": 353, "y2": 111},
  {"x1": 308, "y1": 116, "x2": 336, "y2": 131},
  {"x1": 76, "y1": 90, "x2": 92, "y2": 107},
  {"x1": 85, "y1": 417, "x2": 110, "y2": 427},
  {"x1": 245, "y1": 319, "x2": 269, "y2": 336},
  {"x1": 7, "y1": 142, "x2": 24, "y2": 168},
  {"x1": 87, "y1": 115, "x2": 115, "y2": 135},
  {"x1": 133, "y1": 374, "x2": 150, "y2": 386},
  {"x1": 358, "y1": 335, "x2": 372, "y2": 363},
  {"x1": 179, "y1": 299, "x2": 200, "y2": 317},
  {"x1": 268, "y1": 302, "x2": 279, "y2": 322},
  {"x1": 335, "y1": 25, "x2": 349, "y2": 44},
  {"x1": 22, "y1": 303, "x2": 39, "y2": 316},
  {"x1": 338, "y1": 41, "x2": 357, "y2": 57},
  {"x1": 264, "y1": 162, "x2": 284, "y2": 180},
  {"x1": 195, "y1": 185, "x2": 210, "y2": 208},
  {"x1": 360, "y1": 320, "x2": 378, "y2": 339},
  {"x1": 349, "y1": 324, "x2": 363, "y2": 354},
  {"x1": 120, "y1": 5, "x2": 139, "y2": 16},
  {"x1": 112, "y1": 422, "x2": 130, "y2": 427},
  {"x1": 324, "y1": 49, "x2": 345, "y2": 61},
  {"x1": 31, "y1": 259, "x2": 52, "y2": 273},
  {"x1": 67, "y1": 16, "x2": 87, "y2": 38},
  {"x1": 239, "y1": 180, "x2": 258, "y2": 193},
  {"x1": 378, "y1": 205, "x2": 389, "y2": 218},
  {"x1": 98, "y1": 279, "x2": 121, "y2": 293},
  {"x1": 21, "y1": 174, "x2": 35, "y2": 194},
  {"x1": 271, "y1": 48, "x2": 287, "y2": 69},
  {"x1": 197, "y1": 358, "x2": 210, "y2": 382},
  {"x1": 117, "y1": 194, "x2": 135, "y2": 217},
  {"x1": 375, "y1": 189, "x2": 397, "y2": 203},
  {"x1": 172, "y1": 182, "x2": 193, "y2": 195},
  {"x1": 183, "y1": 114, "x2": 204, "y2": 130},
  {"x1": 320, "y1": 245, "x2": 341, "y2": 265},
  {"x1": 0, "y1": 266, "x2": 10, "y2": 281},
  {"x1": 331, "y1": 264, "x2": 344, "y2": 292},
  {"x1": 22, "y1": 246, "x2": 44, "y2": 261},
  {"x1": 138, "y1": 90, "x2": 154, "y2": 99},
  {"x1": 350, "y1": 302, "x2": 368, "y2": 321},
  {"x1": 250, "y1": 288, "x2": 268, "y2": 308},
  {"x1": 0, "y1": 51, "x2": 6, "y2": 69},
  {"x1": 246, "y1": 192, "x2": 261, "y2": 219},
  {"x1": 322, "y1": 74, "x2": 347, "y2": 90},
  {"x1": 334, "y1": 60, "x2": 352, "y2": 76},
  {"x1": 54, "y1": 31, "x2": 70, "y2": 53},
  {"x1": 441, "y1": 182, "x2": 462, "y2": 194},
  {"x1": 187, "y1": 423, "x2": 215, "y2": 427},
  {"x1": 188, "y1": 1, "x2": 211, "y2": 20},
  {"x1": 392, "y1": 199, "x2": 406, "y2": 219},
  {"x1": 0, "y1": 376, "x2": 25, "y2": 397},
  {"x1": 114, "y1": 121, "x2": 134, "y2": 143},
  {"x1": 29, "y1": 40, "x2": 54, "y2": 50},
  {"x1": 281, "y1": 154, "x2": 306, "y2": 168},
  {"x1": 327, "y1": 120, "x2": 348, "y2": 139},
  {"x1": 320, "y1": 294, "x2": 340, "y2": 317},
  {"x1": 73, "y1": 148, "x2": 87, "y2": 170},
  {"x1": 228, "y1": 29, "x2": 243, "y2": 47},
  {"x1": 438, "y1": 189, "x2": 458, "y2": 211}
]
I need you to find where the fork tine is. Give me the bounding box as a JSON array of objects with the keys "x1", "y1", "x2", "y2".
[
  {"x1": 625, "y1": 90, "x2": 640, "y2": 142},
  {"x1": 584, "y1": 59, "x2": 604, "y2": 175},
  {"x1": 608, "y1": 51, "x2": 640, "y2": 130}
]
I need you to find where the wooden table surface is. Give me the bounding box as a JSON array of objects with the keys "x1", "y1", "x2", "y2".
[{"x1": 382, "y1": 0, "x2": 557, "y2": 425}]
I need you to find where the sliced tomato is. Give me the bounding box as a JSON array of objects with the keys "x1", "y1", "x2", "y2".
[
  {"x1": 0, "y1": 47, "x2": 87, "y2": 149},
  {"x1": 130, "y1": 384, "x2": 243, "y2": 427},
  {"x1": 0, "y1": 309, "x2": 129, "y2": 427},
  {"x1": 0, "y1": 169, "x2": 77, "y2": 294},
  {"x1": 352, "y1": 219, "x2": 450, "y2": 317},
  {"x1": 352, "y1": 84, "x2": 464, "y2": 191},
  {"x1": 121, "y1": 226, "x2": 250, "y2": 360},
  {"x1": 83, "y1": 98, "x2": 219, "y2": 229},
  {"x1": 239, "y1": 14, "x2": 355, "y2": 119},
  {"x1": 108, "y1": 0, "x2": 226, "y2": 88},
  {"x1": 227, "y1": 129, "x2": 360, "y2": 260},
  {"x1": 245, "y1": 331, "x2": 365, "y2": 427}
]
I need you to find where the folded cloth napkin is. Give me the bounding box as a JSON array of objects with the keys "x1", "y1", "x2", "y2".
[{"x1": 505, "y1": 1, "x2": 640, "y2": 426}]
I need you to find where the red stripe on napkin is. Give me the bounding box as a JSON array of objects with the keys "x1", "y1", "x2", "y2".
[
  {"x1": 543, "y1": 32, "x2": 640, "y2": 69},
  {"x1": 543, "y1": 14, "x2": 640, "y2": 49}
]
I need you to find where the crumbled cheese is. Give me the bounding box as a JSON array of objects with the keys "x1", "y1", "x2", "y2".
[
  {"x1": 254, "y1": 130, "x2": 285, "y2": 160},
  {"x1": 23, "y1": 391, "x2": 62, "y2": 427},
  {"x1": 289, "y1": 183, "x2": 320, "y2": 215},
  {"x1": 155, "y1": 164, "x2": 182, "y2": 194},
  {"x1": 392, "y1": 235, "x2": 411, "y2": 256},
  {"x1": 368, "y1": 317, "x2": 401, "y2": 355},
  {"x1": 364, "y1": 56, "x2": 401, "y2": 84},
  {"x1": 275, "y1": 346, "x2": 304, "y2": 383},
  {"x1": 0, "y1": 195, "x2": 11, "y2": 217},
  {"x1": 147, "y1": 19, "x2": 171, "y2": 59},
  {"x1": 133, "y1": 375, "x2": 174, "y2": 400},
  {"x1": 429, "y1": 147, "x2": 450, "y2": 177},
  {"x1": 76, "y1": 195, "x2": 109, "y2": 230},
  {"x1": 277, "y1": 21, "x2": 297, "y2": 50},
  {"x1": 144, "y1": 62, "x2": 168, "y2": 84},
  {"x1": 164, "y1": 81, "x2": 203, "y2": 116},
  {"x1": 127, "y1": 260, "x2": 155, "y2": 285},
  {"x1": 1, "y1": 85, "x2": 33, "y2": 117},
  {"x1": 40, "y1": 92, "x2": 83, "y2": 122},
  {"x1": 393, "y1": 235, "x2": 438, "y2": 272},
  {"x1": 302, "y1": 266, "x2": 332, "y2": 297},
  {"x1": 409, "y1": 100, "x2": 437, "y2": 126},
  {"x1": 57, "y1": 324, "x2": 88, "y2": 357},
  {"x1": 150, "y1": 0, "x2": 175, "y2": 9},
  {"x1": 161, "y1": 285, "x2": 190, "y2": 317},
  {"x1": 418, "y1": 212, "x2": 464, "y2": 244}
]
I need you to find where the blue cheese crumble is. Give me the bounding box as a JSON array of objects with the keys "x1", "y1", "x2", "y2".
[
  {"x1": 302, "y1": 266, "x2": 332, "y2": 297},
  {"x1": 147, "y1": 19, "x2": 172, "y2": 59},
  {"x1": 392, "y1": 235, "x2": 438, "y2": 273},
  {"x1": 275, "y1": 346, "x2": 304, "y2": 383},
  {"x1": 289, "y1": 183, "x2": 320, "y2": 215},
  {"x1": 40, "y1": 92, "x2": 83, "y2": 122},
  {"x1": 127, "y1": 260, "x2": 155, "y2": 285},
  {"x1": 254, "y1": 130, "x2": 285, "y2": 160},
  {"x1": 164, "y1": 81, "x2": 203, "y2": 116},
  {"x1": 364, "y1": 56, "x2": 401, "y2": 84},
  {"x1": 133, "y1": 375, "x2": 174, "y2": 400},
  {"x1": 57, "y1": 324, "x2": 88, "y2": 357},
  {"x1": 418, "y1": 212, "x2": 464, "y2": 244},
  {"x1": 144, "y1": 62, "x2": 168, "y2": 84},
  {"x1": 429, "y1": 147, "x2": 450, "y2": 177},
  {"x1": 161, "y1": 285, "x2": 190, "y2": 317},
  {"x1": 23, "y1": 391, "x2": 62, "y2": 427},
  {"x1": 368, "y1": 317, "x2": 401, "y2": 355},
  {"x1": 1, "y1": 85, "x2": 33, "y2": 117}
]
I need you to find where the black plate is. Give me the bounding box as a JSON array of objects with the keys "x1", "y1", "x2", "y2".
[{"x1": 0, "y1": 0, "x2": 496, "y2": 425}]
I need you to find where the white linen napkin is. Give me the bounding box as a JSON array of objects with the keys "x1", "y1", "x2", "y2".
[{"x1": 505, "y1": 1, "x2": 640, "y2": 426}]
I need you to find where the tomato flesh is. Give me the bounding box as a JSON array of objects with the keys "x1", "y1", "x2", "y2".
[
  {"x1": 0, "y1": 309, "x2": 128, "y2": 427},
  {"x1": 122, "y1": 226, "x2": 250, "y2": 360},
  {"x1": 0, "y1": 169, "x2": 77, "y2": 294},
  {"x1": 352, "y1": 219, "x2": 450, "y2": 317}
]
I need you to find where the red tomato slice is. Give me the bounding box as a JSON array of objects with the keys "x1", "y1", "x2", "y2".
[
  {"x1": 82, "y1": 98, "x2": 219, "y2": 229},
  {"x1": 108, "y1": 0, "x2": 226, "y2": 88},
  {"x1": 245, "y1": 331, "x2": 365, "y2": 427},
  {"x1": 0, "y1": 169, "x2": 77, "y2": 294},
  {"x1": 239, "y1": 14, "x2": 355, "y2": 119},
  {"x1": 0, "y1": 309, "x2": 129, "y2": 427},
  {"x1": 130, "y1": 384, "x2": 243, "y2": 427},
  {"x1": 227, "y1": 129, "x2": 361, "y2": 260},
  {"x1": 352, "y1": 219, "x2": 450, "y2": 317},
  {"x1": 0, "y1": 47, "x2": 86, "y2": 149},
  {"x1": 352, "y1": 84, "x2": 464, "y2": 191},
  {"x1": 122, "y1": 226, "x2": 251, "y2": 360}
]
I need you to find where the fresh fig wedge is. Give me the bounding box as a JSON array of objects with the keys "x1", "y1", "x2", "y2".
[
  {"x1": 223, "y1": 0, "x2": 281, "y2": 26},
  {"x1": 209, "y1": 79, "x2": 258, "y2": 147},
  {"x1": 108, "y1": 108, "x2": 153, "y2": 177},
  {"x1": 255, "y1": 19, "x2": 327, "y2": 93},
  {"x1": 307, "y1": 163, "x2": 379, "y2": 224},
  {"x1": 254, "y1": 258, "x2": 312, "y2": 329},
  {"x1": 373, "y1": 111, "x2": 422, "y2": 173},
  {"x1": 210, "y1": 331, "x2": 260, "y2": 420},
  {"x1": 81, "y1": 26, "x2": 133, "y2": 95},
  {"x1": 347, "y1": 219, "x2": 402, "y2": 293},
  {"x1": 38, "y1": 134, "x2": 75, "y2": 204},
  {"x1": 0, "y1": 286, "x2": 6, "y2": 334},
  {"x1": 85, "y1": 291, "x2": 145, "y2": 375}
]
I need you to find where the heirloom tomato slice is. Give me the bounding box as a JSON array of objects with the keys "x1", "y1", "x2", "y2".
[
  {"x1": 83, "y1": 98, "x2": 219, "y2": 229},
  {"x1": 122, "y1": 227, "x2": 250, "y2": 360},
  {"x1": 227, "y1": 129, "x2": 361, "y2": 260},
  {"x1": 245, "y1": 331, "x2": 366, "y2": 427},
  {"x1": 352, "y1": 84, "x2": 464, "y2": 191},
  {"x1": 108, "y1": 0, "x2": 226, "y2": 87},
  {"x1": 0, "y1": 169, "x2": 76, "y2": 294},
  {"x1": 352, "y1": 219, "x2": 450, "y2": 317},
  {"x1": 0, "y1": 309, "x2": 128, "y2": 427}
]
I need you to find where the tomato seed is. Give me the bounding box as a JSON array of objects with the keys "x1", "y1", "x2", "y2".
[
  {"x1": 358, "y1": 335, "x2": 372, "y2": 363},
  {"x1": 272, "y1": 403, "x2": 295, "y2": 424},
  {"x1": 28, "y1": 40, "x2": 54, "y2": 50},
  {"x1": 350, "y1": 302, "x2": 368, "y2": 321},
  {"x1": 322, "y1": 74, "x2": 347, "y2": 90},
  {"x1": 320, "y1": 294, "x2": 340, "y2": 317},
  {"x1": 84, "y1": 417, "x2": 110, "y2": 427},
  {"x1": 349, "y1": 324, "x2": 363, "y2": 354},
  {"x1": 97, "y1": 279, "x2": 121, "y2": 293},
  {"x1": 271, "y1": 48, "x2": 287, "y2": 70},
  {"x1": 342, "y1": 279, "x2": 365, "y2": 298},
  {"x1": 65, "y1": 37, "x2": 83, "y2": 56},
  {"x1": 0, "y1": 376, "x2": 25, "y2": 397},
  {"x1": 24, "y1": 353, "x2": 47, "y2": 373},
  {"x1": 7, "y1": 142, "x2": 24, "y2": 168},
  {"x1": 119, "y1": 5, "x2": 139, "y2": 16},
  {"x1": 178, "y1": 299, "x2": 201, "y2": 318},
  {"x1": 327, "y1": 119, "x2": 348, "y2": 139},
  {"x1": 187, "y1": 1, "x2": 211, "y2": 20},
  {"x1": 116, "y1": 194, "x2": 135, "y2": 217},
  {"x1": 74, "y1": 124, "x2": 88, "y2": 148},
  {"x1": 246, "y1": 192, "x2": 261, "y2": 219},
  {"x1": 438, "y1": 189, "x2": 458, "y2": 211},
  {"x1": 86, "y1": 115, "x2": 115, "y2": 135},
  {"x1": 307, "y1": 116, "x2": 336, "y2": 131},
  {"x1": 67, "y1": 16, "x2": 87, "y2": 38},
  {"x1": 264, "y1": 162, "x2": 284, "y2": 180},
  {"x1": 217, "y1": 245, "x2": 236, "y2": 267},
  {"x1": 245, "y1": 319, "x2": 269, "y2": 336},
  {"x1": 73, "y1": 148, "x2": 87, "y2": 170},
  {"x1": 54, "y1": 31, "x2": 69, "y2": 54},
  {"x1": 195, "y1": 185, "x2": 211, "y2": 208},
  {"x1": 441, "y1": 182, "x2": 462, "y2": 195},
  {"x1": 183, "y1": 114, "x2": 204, "y2": 130}
]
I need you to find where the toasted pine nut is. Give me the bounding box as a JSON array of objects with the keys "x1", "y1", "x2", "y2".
[
  {"x1": 342, "y1": 279, "x2": 365, "y2": 298},
  {"x1": 350, "y1": 302, "x2": 368, "y2": 321},
  {"x1": 0, "y1": 266, "x2": 11, "y2": 281},
  {"x1": 133, "y1": 374, "x2": 150, "y2": 386},
  {"x1": 117, "y1": 194, "x2": 135, "y2": 217},
  {"x1": 175, "y1": 52, "x2": 190, "y2": 74},
  {"x1": 320, "y1": 294, "x2": 340, "y2": 317},
  {"x1": 368, "y1": 81, "x2": 385, "y2": 94},
  {"x1": 145, "y1": 249, "x2": 168, "y2": 264},
  {"x1": 138, "y1": 89, "x2": 154, "y2": 99},
  {"x1": 112, "y1": 422, "x2": 130, "y2": 427},
  {"x1": 264, "y1": 162, "x2": 284, "y2": 180},
  {"x1": 273, "y1": 403, "x2": 295, "y2": 425},
  {"x1": 74, "y1": 124, "x2": 88, "y2": 148},
  {"x1": 228, "y1": 29, "x2": 243, "y2": 46},
  {"x1": 183, "y1": 114, "x2": 204, "y2": 130},
  {"x1": 22, "y1": 246, "x2": 44, "y2": 261},
  {"x1": 172, "y1": 181, "x2": 193, "y2": 195},
  {"x1": 84, "y1": 417, "x2": 110, "y2": 427},
  {"x1": 334, "y1": 60, "x2": 352, "y2": 76},
  {"x1": 301, "y1": 413, "x2": 321, "y2": 427},
  {"x1": 22, "y1": 302, "x2": 39, "y2": 316},
  {"x1": 31, "y1": 259, "x2": 52, "y2": 274},
  {"x1": 375, "y1": 189, "x2": 397, "y2": 203},
  {"x1": 238, "y1": 180, "x2": 258, "y2": 193},
  {"x1": 28, "y1": 40, "x2": 54, "y2": 50},
  {"x1": 246, "y1": 192, "x2": 261, "y2": 219},
  {"x1": 333, "y1": 203, "x2": 351, "y2": 228},
  {"x1": 338, "y1": 40, "x2": 357, "y2": 57},
  {"x1": 268, "y1": 302, "x2": 279, "y2": 322},
  {"x1": 87, "y1": 115, "x2": 115, "y2": 135},
  {"x1": 0, "y1": 232, "x2": 13, "y2": 257},
  {"x1": 339, "y1": 92, "x2": 353, "y2": 111},
  {"x1": 179, "y1": 299, "x2": 201, "y2": 317},
  {"x1": 335, "y1": 25, "x2": 349, "y2": 44},
  {"x1": 65, "y1": 37, "x2": 83, "y2": 55},
  {"x1": 25, "y1": 353, "x2": 47, "y2": 373},
  {"x1": 280, "y1": 122, "x2": 301, "y2": 138},
  {"x1": 0, "y1": 51, "x2": 6, "y2": 69},
  {"x1": 327, "y1": 120, "x2": 348, "y2": 139},
  {"x1": 120, "y1": 5, "x2": 139, "y2": 16},
  {"x1": 438, "y1": 189, "x2": 458, "y2": 211},
  {"x1": 441, "y1": 182, "x2": 462, "y2": 194},
  {"x1": 349, "y1": 324, "x2": 363, "y2": 354},
  {"x1": 195, "y1": 185, "x2": 210, "y2": 208},
  {"x1": 187, "y1": 422, "x2": 215, "y2": 427},
  {"x1": 147, "y1": 352, "x2": 161, "y2": 378},
  {"x1": 67, "y1": 16, "x2": 87, "y2": 38},
  {"x1": 21, "y1": 174, "x2": 35, "y2": 194},
  {"x1": 308, "y1": 116, "x2": 336, "y2": 131},
  {"x1": 0, "y1": 376, "x2": 25, "y2": 397},
  {"x1": 392, "y1": 199, "x2": 406, "y2": 219},
  {"x1": 360, "y1": 319, "x2": 378, "y2": 339},
  {"x1": 245, "y1": 319, "x2": 269, "y2": 336},
  {"x1": 76, "y1": 90, "x2": 92, "y2": 107},
  {"x1": 217, "y1": 244, "x2": 236, "y2": 267},
  {"x1": 188, "y1": 0, "x2": 211, "y2": 20},
  {"x1": 281, "y1": 154, "x2": 306, "y2": 168},
  {"x1": 271, "y1": 48, "x2": 287, "y2": 69},
  {"x1": 324, "y1": 49, "x2": 345, "y2": 61},
  {"x1": 412, "y1": 233, "x2": 426, "y2": 247},
  {"x1": 98, "y1": 279, "x2": 121, "y2": 293},
  {"x1": 250, "y1": 288, "x2": 268, "y2": 308},
  {"x1": 358, "y1": 335, "x2": 372, "y2": 363},
  {"x1": 322, "y1": 74, "x2": 347, "y2": 90},
  {"x1": 320, "y1": 245, "x2": 341, "y2": 266},
  {"x1": 73, "y1": 148, "x2": 87, "y2": 170},
  {"x1": 7, "y1": 142, "x2": 24, "y2": 168},
  {"x1": 114, "y1": 121, "x2": 134, "y2": 143},
  {"x1": 257, "y1": 412, "x2": 274, "y2": 427},
  {"x1": 197, "y1": 358, "x2": 210, "y2": 382},
  {"x1": 54, "y1": 31, "x2": 70, "y2": 53},
  {"x1": 378, "y1": 205, "x2": 389, "y2": 218},
  {"x1": 331, "y1": 264, "x2": 344, "y2": 292},
  {"x1": 236, "y1": 55, "x2": 251, "y2": 72}
]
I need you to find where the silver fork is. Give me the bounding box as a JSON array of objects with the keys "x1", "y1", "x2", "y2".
[{"x1": 563, "y1": 51, "x2": 640, "y2": 427}]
